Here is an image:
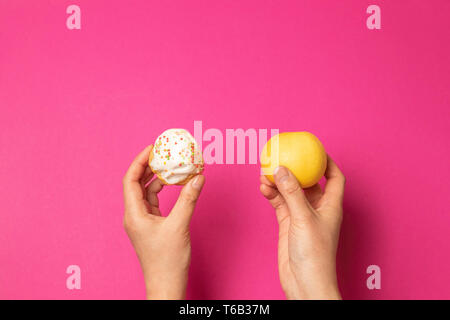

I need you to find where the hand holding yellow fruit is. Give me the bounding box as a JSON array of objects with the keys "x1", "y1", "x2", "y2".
[{"x1": 260, "y1": 132, "x2": 327, "y2": 188}]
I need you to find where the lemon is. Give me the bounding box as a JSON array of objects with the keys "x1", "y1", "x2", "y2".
[{"x1": 260, "y1": 132, "x2": 327, "y2": 188}]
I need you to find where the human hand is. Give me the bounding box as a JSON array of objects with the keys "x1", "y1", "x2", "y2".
[
  {"x1": 260, "y1": 156, "x2": 345, "y2": 300},
  {"x1": 123, "y1": 145, "x2": 205, "y2": 300}
]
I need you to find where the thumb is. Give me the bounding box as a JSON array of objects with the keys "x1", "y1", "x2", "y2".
[
  {"x1": 273, "y1": 166, "x2": 313, "y2": 223},
  {"x1": 169, "y1": 175, "x2": 205, "y2": 229}
]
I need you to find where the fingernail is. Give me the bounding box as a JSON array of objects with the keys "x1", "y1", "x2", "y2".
[
  {"x1": 192, "y1": 175, "x2": 204, "y2": 190},
  {"x1": 274, "y1": 166, "x2": 289, "y2": 183}
]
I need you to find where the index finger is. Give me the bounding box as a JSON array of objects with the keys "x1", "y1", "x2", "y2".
[
  {"x1": 123, "y1": 145, "x2": 153, "y2": 211},
  {"x1": 323, "y1": 155, "x2": 346, "y2": 207}
]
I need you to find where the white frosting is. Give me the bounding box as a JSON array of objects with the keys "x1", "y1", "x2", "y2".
[{"x1": 150, "y1": 129, "x2": 204, "y2": 184}]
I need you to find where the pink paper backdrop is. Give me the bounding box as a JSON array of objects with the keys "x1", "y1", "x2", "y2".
[{"x1": 0, "y1": 0, "x2": 449, "y2": 299}]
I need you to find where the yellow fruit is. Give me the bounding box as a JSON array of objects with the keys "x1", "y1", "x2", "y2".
[{"x1": 260, "y1": 132, "x2": 327, "y2": 188}]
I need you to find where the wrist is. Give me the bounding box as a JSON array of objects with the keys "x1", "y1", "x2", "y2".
[
  {"x1": 146, "y1": 289, "x2": 185, "y2": 300},
  {"x1": 145, "y1": 272, "x2": 188, "y2": 300},
  {"x1": 299, "y1": 279, "x2": 341, "y2": 300},
  {"x1": 288, "y1": 283, "x2": 341, "y2": 300},
  {"x1": 290, "y1": 262, "x2": 342, "y2": 300}
]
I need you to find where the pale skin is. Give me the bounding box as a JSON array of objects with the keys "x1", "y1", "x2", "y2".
[
  {"x1": 259, "y1": 156, "x2": 345, "y2": 300},
  {"x1": 123, "y1": 145, "x2": 344, "y2": 300},
  {"x1": 123, "y1": 145, "x2": 205, "y2": 299}
]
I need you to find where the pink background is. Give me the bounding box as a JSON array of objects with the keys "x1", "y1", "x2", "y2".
[{"x1": 0, "y1": 1, "x2": 449, "y2": 299}]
